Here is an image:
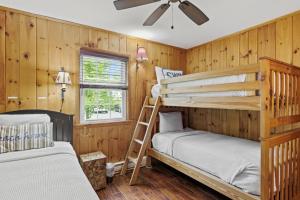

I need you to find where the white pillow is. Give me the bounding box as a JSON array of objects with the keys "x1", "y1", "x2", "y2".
[
  {"x1": 159, "y1": 112, "x2": 183, "y2": 133},
  {"x1": 155, "y1": 66, "x2": 183, "y2": 84},
  {"x1": 155, "y1": 66, "x2": 165, "y2": 84},
  {"x1": 162, "y1": 69, "x2": 183, "y2": 79},
  {"x1": 0, "y1": 114, "x2": 51, "y2": 125},
  {"x1": 151, "y1": 84, "x2": 161, "y2": 98}
]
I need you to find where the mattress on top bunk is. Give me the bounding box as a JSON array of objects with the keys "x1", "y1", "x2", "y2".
[
  {"x1": 0, "y1": 142, "x2": 99, "y2": 200},
  {"x1": 152, "y1": 128, "x2": 260, "y2": 196},
  {"x1": 151, "y1": 73, "x2": 248, "y2": 98}
]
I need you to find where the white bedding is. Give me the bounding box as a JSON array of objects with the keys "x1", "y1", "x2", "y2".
[
  {"x1": 152, "y1": 129, "x2": 260, "y2": 196},
  {"x1": 151, "y1": 74, "x2": 248, "y2": 98},
  {"x1": 0, "y1": 142, "x2": 99, "y2": 200}
]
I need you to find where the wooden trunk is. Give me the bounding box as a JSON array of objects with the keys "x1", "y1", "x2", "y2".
[{"x1": 80, "y1": 151, "x2": 107, "y2": 190}]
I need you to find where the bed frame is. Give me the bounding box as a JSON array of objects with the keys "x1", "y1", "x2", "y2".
[
  {"x1": 146, "y1": 57, "x2": 300, "y2": 200},
  {"x1": 3, "y1": 110, "x2": 73, "y2": 144}
]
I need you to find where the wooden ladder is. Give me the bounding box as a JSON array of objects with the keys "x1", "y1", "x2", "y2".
[{"x1": 121, "y1": 96, "x2": 161, "y2": 185}]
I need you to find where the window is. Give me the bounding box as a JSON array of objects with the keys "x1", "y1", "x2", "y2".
[{"x1": 80, "y1": 49, "x2": 128, "y2": 123}]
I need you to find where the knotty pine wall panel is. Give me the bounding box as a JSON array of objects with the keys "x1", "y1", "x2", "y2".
[
  {"x1": 205, "y1": 43, "x2": 212, "y2": 71},
  {"x1": 187, "y1": 11, "x2": 300, "y2": 141},
  {"x1": 5, "y1": 11, "x2": 20, "y2": 111},
  {"x1": 0, "y1": 6, "x2": 186, "y2": 162},
  {"x1": 0, "y1": 11, "x2": 5, "y2": 112},
  {"x1": 19, "y1": 15, "x2": 36, "y2": 110},
  {"x1": 74, "y1": 122, "x2": 134, "y2": 162},
  {"x1": 276, "y1": 17, "x2": 292, "y2": 63},
  {"x1": 198, "y1": 45, "x2": 206, "y2": 72},
  {"x1": 293, "y1": 13, "x2": 300, "y2": 66},
  {"x1": 248, "y1": 29, "x2": 258, "y2": 64},
  {"x1": 36, "y1": 18, "x2": 49, "y2": 110}
]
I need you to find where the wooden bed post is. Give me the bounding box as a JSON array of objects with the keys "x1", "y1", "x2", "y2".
[{"x1": 259, "y1": 58, "x2": 271, "y2": 200}]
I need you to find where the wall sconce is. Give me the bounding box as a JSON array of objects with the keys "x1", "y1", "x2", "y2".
[
  {"x1": 55, "y1": 67, "x2": 72, "y2": 112},
  {"x1": 136, "y1": 45, "x2": 148, "y2": 68}
]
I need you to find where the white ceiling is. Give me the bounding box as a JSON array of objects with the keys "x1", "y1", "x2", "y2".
[{"x1": 0, "y1": 0, "x2": 300, "y2": 49}]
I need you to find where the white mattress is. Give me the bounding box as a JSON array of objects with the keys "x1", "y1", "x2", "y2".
[
  {"x1": 151, "y1": 74, "x2": 248, "y2": 98},
  {"x1": 152, "y1": 129, "x2": 260, "y2": 196},
  {"x1": 0, "y1": 142, "x2": 99, "y2": 200}
]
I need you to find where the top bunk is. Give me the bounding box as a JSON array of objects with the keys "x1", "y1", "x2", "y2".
[{"x1": 147, "y1": 57, "x2": 300, "y2": 112}]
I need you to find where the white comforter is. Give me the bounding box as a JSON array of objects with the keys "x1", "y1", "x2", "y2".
[
  {"x1": 152, "y1": 129, "x2": 260, "y2": 196},
  {"x1": 0, "y1": 142, "x2": 99, "y2": 200}
]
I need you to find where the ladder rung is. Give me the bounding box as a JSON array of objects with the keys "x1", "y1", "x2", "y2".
[
  {"x1": 128, "y1": 156, "x2": 138, "y2": 164},
  {"x1": 144, "y1": 105, "x2": 154, "y2": 109},
  {"x1": 134, "y1": 138, "x2": 143, "y2": 145},
  {"x1": 138, "y1": 122, "x2": 149, "y2": 126}
]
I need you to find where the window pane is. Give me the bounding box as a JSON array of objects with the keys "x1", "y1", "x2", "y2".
[
  {"x1": 81, "y1": 55, "x2": 127, "y2": 86},
  {"x1": 82, "y1": 88, "x2": 125, "y2": 121}
]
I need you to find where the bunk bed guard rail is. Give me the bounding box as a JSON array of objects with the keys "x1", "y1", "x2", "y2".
[{"x1": 160, "y1": 62, "x2": 260, "y2": 111}]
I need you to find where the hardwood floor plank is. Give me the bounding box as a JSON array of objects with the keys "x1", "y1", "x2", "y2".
[{"x1": 98, "y1": 164, "x2": 229, "y2": 200}]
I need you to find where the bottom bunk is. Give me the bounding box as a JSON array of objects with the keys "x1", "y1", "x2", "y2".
[
  {"x1": 152, "y1": 129, "x2": 260, "y2": 195},
  {"x1": 148, "y1": 148, "x2": 259, "y2": 200},
  {"x1": 147, "y1": 127, "x2": 300, "y2": 200},
  {"x1": 148, "y1": 128, "x2": 260, "y2": 200}
]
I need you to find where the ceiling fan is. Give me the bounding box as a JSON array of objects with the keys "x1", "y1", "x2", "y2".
[{"x1": 113, "y1": 0, "x2": 209, "y2": 26}]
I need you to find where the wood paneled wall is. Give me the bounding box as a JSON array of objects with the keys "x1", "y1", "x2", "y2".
[
  {"x1": 187, "y1": 10, "x2": 300, "y2": 141},
  {"x1": 0, "y1": 7, "x2": 186, "y2": 162}
]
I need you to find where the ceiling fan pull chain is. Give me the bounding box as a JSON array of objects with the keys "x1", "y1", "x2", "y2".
[{"x1": 171, "y1": 3, "x2": 174, "y2": 29}]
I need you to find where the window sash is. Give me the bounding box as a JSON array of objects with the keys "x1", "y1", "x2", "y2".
[
  {"x1": 80, "y1": 49, "x2": 128, "y2": 89},
  {"x1": 80, "y1": 88, "x2": 127, "y2": 123}
]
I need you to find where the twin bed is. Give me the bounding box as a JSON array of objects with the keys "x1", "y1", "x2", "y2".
[
  {"x1": 145, "y1": 58, "x2": 300, "y2": 200},
  {"x1": 0, "y1": 110, "x2": 99, "y2": 200},
  {"x1": 152, "y1": 129, "x2": 260, "y2": 196}
]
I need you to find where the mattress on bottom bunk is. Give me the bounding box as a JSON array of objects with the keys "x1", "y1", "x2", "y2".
[
  {"x1": 0, "y1": 142, "x2": 99, "y2": 200},
  {"x1": 152, "y1": 129, "x2": 260, "y2": 196}
]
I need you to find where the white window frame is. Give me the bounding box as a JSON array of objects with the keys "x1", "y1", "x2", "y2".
[{"x1": 79, "y1": 49, "x2": 128, "y2": 124}]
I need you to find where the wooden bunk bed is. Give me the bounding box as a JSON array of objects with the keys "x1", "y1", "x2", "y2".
[{"x1": 122, "y1": 57, "x2": 300, "y2": 200}]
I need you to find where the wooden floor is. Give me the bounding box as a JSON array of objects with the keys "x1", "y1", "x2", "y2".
[{"x1": 98, "y1": 163, "x2": 229, "y2": 200}]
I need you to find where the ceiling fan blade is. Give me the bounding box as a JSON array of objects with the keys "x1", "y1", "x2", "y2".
[
  {"x1": 178, "y1": 1, "x2": 209, "y2": 25},
  {"x1": 143, "y1": 3, "x2": 170, "y2": 26},
  {"x1": 114, "y1": 0, "x2": 161, "y2": 10}
]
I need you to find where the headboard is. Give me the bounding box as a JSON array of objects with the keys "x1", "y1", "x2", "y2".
[{"x1": 3, "y1": 110, "x2": 73, "y2": 144}]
